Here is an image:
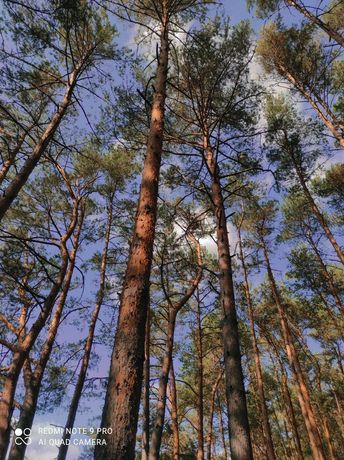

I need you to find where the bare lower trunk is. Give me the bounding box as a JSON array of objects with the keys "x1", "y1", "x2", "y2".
[
  {"x1": 322, "y1": 418, "x2": 336, "y2": 460},
  {"x1": 204, "y1": 139, "x2": 253, "y2": 460},
  {"x1": 94, "y1": 11, "x2": 169, "y2": 459},
  {"x1": 206, "y1": 370, "x2": 223, "y2": 460},
  {"x1": 142, "y1": 309, "x2": 150, "y2": 460},
  {"x1": 217, "y1": 394, "x2": 227, "y2": 460},
  {"x1": 196, "y1": 290, "x2": 204, "y2": 460},
  {"x1": 57, "y1": 202, "x2": 112, "y2": 460},
  {"x1": 237, "y1": 224, "x2": 276, "y2": 460},
  {"x1": 281, "y1": 372, "x2": 304, "y2": 460},
  {"x1": 149, "y1": 316, "x2": 175, "y2": 460},
  {"x1": 262, "y1": 242, "x2": 325, "y2": 460},
  {"x1": 169, "y1": 360, "x2": 179, "y2": 460}
]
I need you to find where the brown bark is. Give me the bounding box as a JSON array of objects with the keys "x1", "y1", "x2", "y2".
[
  {"x1": 57, "y1": 200, "x2": 113, "y2": 460},
  {"x1": 206, "y1": 370, "x2": 223, "y2": 460},
  {"x1": 204, "y1": 138, "x2": 253, "y2": 460},
  {"x1": 0, "y1": 63, "x2": 85, "y2": 222},
  {"x1": 94, "y1": 7, "x2": 169, "y2": 459},
  {"x1": 8, "y1": 202, "x2": 84, "y2": 460},
  {"x1": 0, "y1": 196, "x2": 80, "y2": 459},
  {"x1": 262, "y1": 240, "x2": 325, "y2": 460},
  {"x1": 149, "y1": 239, "x2": 202, "y2": 460},
  {"x1": 322, "y1": 418, "x2": 336, "y2": 460},
  {"x1": 169, "y1": 360, "x2": 180, "y2": 460},
  {"x1": 237, "y1": 221, "x2": 276, "y2": 460},
  {"x1": 196, "y1": 288, "x2": 204, "y2": 460},
  {"x1": 285, "y1": 0, "x2": 344, "y2": 48},
  {"x1": 142, "y1": 309, "x2": 151, "y2": 460}
]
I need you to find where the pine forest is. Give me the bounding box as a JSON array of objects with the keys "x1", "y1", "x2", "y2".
[{"x1": 0, "y1": 1, "x2": 343, "y2": 459}]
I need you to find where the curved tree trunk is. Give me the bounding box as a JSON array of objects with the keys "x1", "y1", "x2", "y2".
[
  {"x1": 8, "y1": 203, "x2": 84, "y2": 460},
  {"x1": 0, "y1": 198, "x2": 80, "y2": 459}
]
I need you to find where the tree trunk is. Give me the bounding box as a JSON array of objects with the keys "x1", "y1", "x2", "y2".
[
  {"x1": 8, "y1": 203, "x2": 84, "y2": 460},
  {"x1": 262, "y1": 242, "x2": 325, "y2": 460},
  {"x1": 149, "y1": 236, "x2": 202, "y2": 460},
  {"x1": 57, "y1": 201, "x2": 112, "y2": 460},
  {"x1": 206, "y1": 370, "x2": 223, "y2": 460},
  {"x1": 204, "y1": 138, "x2": 253, "y2": 460},
  {"x1": 286, "y1": 0, "x2": 344, "y2": 48},
  {"x1": 237, "y1": 224, "x2": 276, "y2": 460},
  {"x1": 289, "y1": 146, "x2": 344, "y2": 265},
  {"x1": 217, "y1": 393, "x2": 227, "y2": 460},
  {"x1": 142, "y1": 308, "x2": 151, "y2": 460},
  {"x1": 0, "y1": 198, "x2": 79, "y2": 458},
  {"x1": 196, "y1": 289, "x2": 204, "y2": 460},
  {"x1": 169, "y1": 360, "x2": 179, "y2": 460},
  {"x1": 149, "y1": 314, "x2": 176, "y2": 460},
  {"x1": 0, "y1": 65, "x2": 83, "y2": 221},
  {"x1": 281, "y1": 372, "x2": 304, "y2": 460},
  {"x1": 278, "y1": 64, "x2": 344, "y2": 149},
  {"x1": 306, "y1": 232, "x2": 344, "y2": 315},
  {"x1": 94, "y1": 8, "x2": 169, "y2": 459}
]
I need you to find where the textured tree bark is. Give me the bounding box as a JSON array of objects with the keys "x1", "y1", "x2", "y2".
[
  {"x1": 262, "y1": 242, "x2": 325, "y2": 460},
  {"x1": 0, "y1": 198, "x2": 79, "y2": 459},
  {"x1": 237, "y1": 223, "x2": 276, "y2": 460},
  {"x1": 204, "y1": 138, "x2": 253, "y2": 460},
  {"x1": 196, "y1": 289, "x2": 204, "y2": 460},
  {"x1": 142, "y1": 309, "x2": 151, "y2": 460},
  {"x1": 8, "y1": 203, "x2": 84, "y2": 460},
  {"x1": 94, "y1": 7, "x2": 169, "y2": 459},
  {"x1": 286, "y1": 0, "x2": 344, "y2": 48},
  {"x1": 206, "y1": 370, "x2": 223, "y2": 460},
  {"x1": 57, "y1": 201, "x2": 113, "y2": 460},
  {"x1": 0, "y1": 64, "x2": 84, "y2": 221},
  {"x1": 169, "y1": 360, "x2": 180, "y2": 460}
]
